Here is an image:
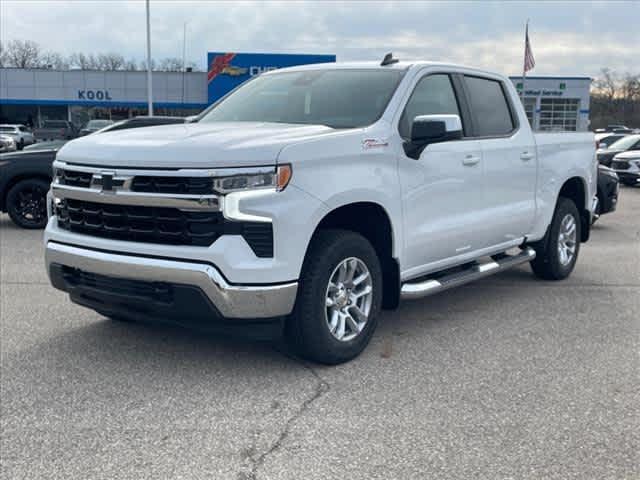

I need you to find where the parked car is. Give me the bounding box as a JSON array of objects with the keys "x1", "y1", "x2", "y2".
[
  {"x1": 23, "y1": 140, "x2": 68, "y2": 152},
  {"x1": 593, "y1": 165, "x2": 619, "y2": 223},
  {"x1": 1, "y1": 116, "x2": 190, "y2": 229},
  {"x1": 596, "y1": 134, "x2": 640, "y2": 167},
  {"x1": 595, "y1": 132, "x2": 626, "y2": 150},
  {"x1": 0, "y1": 134, "x2": 17, "y2": 153},
  {"x1": 0, "y1": 147, "x2": 59, "y2": 228},
  {"x1": 610, "y1": 150, "x2": 640, "y2": 187},
  {"x1": 78, "y1": 119, "x2": 115, "y2": 136},
  {"x1": 44, "y1": 59, "x2": 598, "y2": 364},
  {"x1": 0, "y1": 124, "x2": 35, "y2": 150},
  {"x1": 33, "y1": 120, "x2": 78, "y2": 141}
]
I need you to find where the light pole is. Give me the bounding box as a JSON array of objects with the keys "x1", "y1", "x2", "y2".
[
  {"x1": 182, "y1": 21, "x2": 188, "y2": 106},
  {"x1": 145, "y1": 0, "x2": 154, "y2": 116}
]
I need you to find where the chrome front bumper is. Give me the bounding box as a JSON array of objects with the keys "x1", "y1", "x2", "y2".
[{"x1": 45, "y1": 242, "x2": 298, "y2": 319}]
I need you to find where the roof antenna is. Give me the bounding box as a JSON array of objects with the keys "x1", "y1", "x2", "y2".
[{"x1": 380, "y1": 52, "x2": 399, "y2": 66}]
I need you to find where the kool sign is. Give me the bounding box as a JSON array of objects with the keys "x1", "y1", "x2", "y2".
[{"x1": 78, "y1": 90, "x2": 113, "y2": 101}]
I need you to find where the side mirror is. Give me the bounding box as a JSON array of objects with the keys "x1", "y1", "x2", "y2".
[{"x1": 405, "y1": 114, "x2": 463, "y2": 159}]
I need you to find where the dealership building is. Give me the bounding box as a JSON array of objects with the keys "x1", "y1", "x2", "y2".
[{"x1": 1, "y1": 52, "x2": 590, "y2": 131}]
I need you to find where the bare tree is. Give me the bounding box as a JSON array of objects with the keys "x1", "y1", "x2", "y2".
[
  {"x1": 69, "y1": 52, "x2": 99, "y2": 70},
  {"x1": 591, "y1": 68, "x2": 640, "y2": 129},
  {"x1": 5, "y1": 39, "x2": 42, "y2": 68},
  {"x1": 593, "y1": 68, "x2": 617, "y2": 103},
  {"x1": 97, "y1": 53, "x2": 125, "y2": 71},
  {"x1": 124, "y1": 58, "x2": 138, "y2": 71},
  {"x1": 40, "y1": 51, "x2": 69, "y2": 70},
  {"x1": 0, "y1": 42, "x2": 7, "y2": 67},
  {"x1": 139, "y1": 58, "x2": 157, "y2": 71},
  {"x1": 158, "y1": 57, "x2": 184, "y2": 72}
]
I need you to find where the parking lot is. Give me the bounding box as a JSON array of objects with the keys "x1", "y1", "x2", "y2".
[{"x1": 0, "y1": 187, "x2": 638, "y2": 479}]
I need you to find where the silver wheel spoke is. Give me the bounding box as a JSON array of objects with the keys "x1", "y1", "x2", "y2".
[
  {"x1": 352, "y1": 271, "x2": 369, "y2": 286},
  {"x1": 349, "y1": 305, "x2": 367, "y2": 322},
  {"x1": 335, "y1": 313, "x2": 346, "y2": 339},
  {"x1": 345, "y1": 313, "x2": 361, "y2": 333},
  {"x1": 352, "y1": 285, "x2": 372, "y2": 299},
  {"x1": 329, "y1": 309, "x2": 339, "y2": 332}
]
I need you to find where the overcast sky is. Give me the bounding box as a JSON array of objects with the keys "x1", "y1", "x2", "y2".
[{"x1": 1, "y1": 0, "x2": 638, "y2": 77}]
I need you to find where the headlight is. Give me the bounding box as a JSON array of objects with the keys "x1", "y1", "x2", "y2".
[
  {"x1": 213, "y1": 165, "x2": 292, "y2": 194},
  {"x1": 600, "y1": 167, "x2": 618, "y2": 179}
]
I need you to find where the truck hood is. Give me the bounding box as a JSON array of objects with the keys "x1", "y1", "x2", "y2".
[{"x1": 56, "y1": 122, "x2": 336, "y2": 168}]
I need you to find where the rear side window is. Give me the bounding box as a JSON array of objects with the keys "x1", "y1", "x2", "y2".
[
  {"x1": 399, "y1": 74, "x2": 461, "y2": 138},
  {"x1": 463, "y1": 76, "x2": 515, "y2": 136}
]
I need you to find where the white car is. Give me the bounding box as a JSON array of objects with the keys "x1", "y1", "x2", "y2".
[
  {"x1": 610, "y1": 150, "x2": 640, "y2": 186},
  {"x1": 44, "y1": 58, "x2": 597, "y2": 364},
  {"x1": 0, "y1": 124, "x2": 35, "y2": 150},
  {"x1": 0, "y1": 134, "x2": 17, "y2": 153}
]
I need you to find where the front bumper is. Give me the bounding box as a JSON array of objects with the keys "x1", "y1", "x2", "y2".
[{"x1": 45, "y1": 241, "x2": 298, "y2": 320}]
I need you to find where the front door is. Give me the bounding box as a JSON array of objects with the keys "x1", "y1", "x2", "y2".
[{"x1": 396, "y1": 73, "x2": 486, "y2": 278}]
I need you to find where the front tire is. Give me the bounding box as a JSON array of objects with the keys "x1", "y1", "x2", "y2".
[
  {"x1": 6, "y1": 178, "x2": 49, "y2": 229},
  {"x1": 287, "y1": 229, "x2": 383, "y2": 365},
  {"x1": 530, "y1": 197, "x2": 581, "y2": 280}
]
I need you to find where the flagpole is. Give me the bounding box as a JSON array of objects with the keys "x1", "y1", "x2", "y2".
[{"x1": 521, "y1": 19, "x2": 528, "y2": 104}]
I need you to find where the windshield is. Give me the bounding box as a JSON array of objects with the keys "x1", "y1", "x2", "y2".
[
  {"x1": 0, "y1": 126, "x2": 16, "y2": 132},
  {"x1": 608, "y1": 134, "x2": 640, "y2": 150},
  {"x1": 86, "y1": 120, "x2": 113, "y2": 129},
  {"x1": 199, "y1": 69, "x2": 405, "y2": 129}
]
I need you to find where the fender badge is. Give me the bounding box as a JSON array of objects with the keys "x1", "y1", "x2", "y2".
[{"x1": 362, "y1": 138, "x2": 389, "y2": 150}]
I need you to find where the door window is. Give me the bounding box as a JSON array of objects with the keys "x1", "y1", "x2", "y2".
[
  {"x1": 399, "y1": 74, "x2": 461, "y2": 139},
  {"x1": 464, "y1": 76, "x2": 516, "y2": 136}
]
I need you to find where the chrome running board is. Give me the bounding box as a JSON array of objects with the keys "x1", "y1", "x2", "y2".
[{"x1": 400, "y1": 247, "x2": 536, "y2": 300}]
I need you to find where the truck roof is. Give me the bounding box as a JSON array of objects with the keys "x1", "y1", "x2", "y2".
[{"x1": 266, "y1": 60, "x2": 506, "y2": 80}]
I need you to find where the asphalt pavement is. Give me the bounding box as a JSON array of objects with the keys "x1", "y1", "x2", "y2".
[{"x1": 1, "y1": 187, "x2": 638, "y2": 479}]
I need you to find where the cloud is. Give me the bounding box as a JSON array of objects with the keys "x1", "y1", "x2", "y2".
[{"x1": 0, "y1": 0, "x2": 637, "y2": 77}]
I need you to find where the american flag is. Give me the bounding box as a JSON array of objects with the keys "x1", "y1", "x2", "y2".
[{"x1": 524, "y1": 23, "x2": 535, "y2": 73}]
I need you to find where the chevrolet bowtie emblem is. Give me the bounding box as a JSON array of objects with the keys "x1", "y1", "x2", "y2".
[{"x1": 101, "y1": 173, "x2": 114, "y2": 191}]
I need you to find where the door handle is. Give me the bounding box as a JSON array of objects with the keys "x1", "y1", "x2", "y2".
[
  {"x1": 520, "y1": 151, "x2": 534, "y2": 161},
  {"x1": 463, "y1": 154, "x2": 480, "y2": 166}
]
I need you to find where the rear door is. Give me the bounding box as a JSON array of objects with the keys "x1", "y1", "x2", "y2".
[
  {"x1": 461, "y1": 74, "x2": 537, "y2": 247},
  {"x1": 396, "y1": 72, "x2": 485, "y2": 276}
]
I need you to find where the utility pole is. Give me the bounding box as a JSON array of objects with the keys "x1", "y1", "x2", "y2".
[{"x1": 146, "y1": 0, "x2": 154, "y2": 116}]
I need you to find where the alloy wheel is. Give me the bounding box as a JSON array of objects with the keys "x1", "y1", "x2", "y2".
[{"x1": 325, "y1": 257, "x2": 373, "y2": 342}]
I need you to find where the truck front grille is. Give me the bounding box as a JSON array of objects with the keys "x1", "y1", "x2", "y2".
[
  {"x1": 131, "y1": 176, "x2": 215, "y2": 195},
  {"x1": 55, "y1": 198, "x2": 273, "y2": 256},
  {"x1": 57, "y1": 170, "x2": 93, "y2": 188}
]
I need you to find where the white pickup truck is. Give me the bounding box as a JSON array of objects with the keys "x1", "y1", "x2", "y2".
[{"x1": 45, "y1": 59, "x2": 597, "y2": 364}]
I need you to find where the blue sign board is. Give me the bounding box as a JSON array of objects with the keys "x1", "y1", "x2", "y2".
[{"x1": 207, "y1": 52, "x2": 336, "y2": 104}]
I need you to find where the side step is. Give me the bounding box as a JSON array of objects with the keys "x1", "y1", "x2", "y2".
[{"x1": 400, "y1": 247, "x2": 536, "y2": 300}]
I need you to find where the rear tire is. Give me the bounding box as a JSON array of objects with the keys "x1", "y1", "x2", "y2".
[
  {"x1": 286, "y1": 229, "x2": 383, "y2": 365},
  {"x1": 530, "y1": 197, "x2": 581, "y2": 280}
]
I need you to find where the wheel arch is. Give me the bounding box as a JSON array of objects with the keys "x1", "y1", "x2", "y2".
[
  {"x1": 557, "y1": 176, "x2": 590, "y2": 242},
  {"x1": 306, "y1": 201, "x2": 401, "y2": 310}
]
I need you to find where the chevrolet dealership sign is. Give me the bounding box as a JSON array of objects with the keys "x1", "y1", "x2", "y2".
[{"x1": 207, "y1": 52, "x2": 335, "y2": 103}]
